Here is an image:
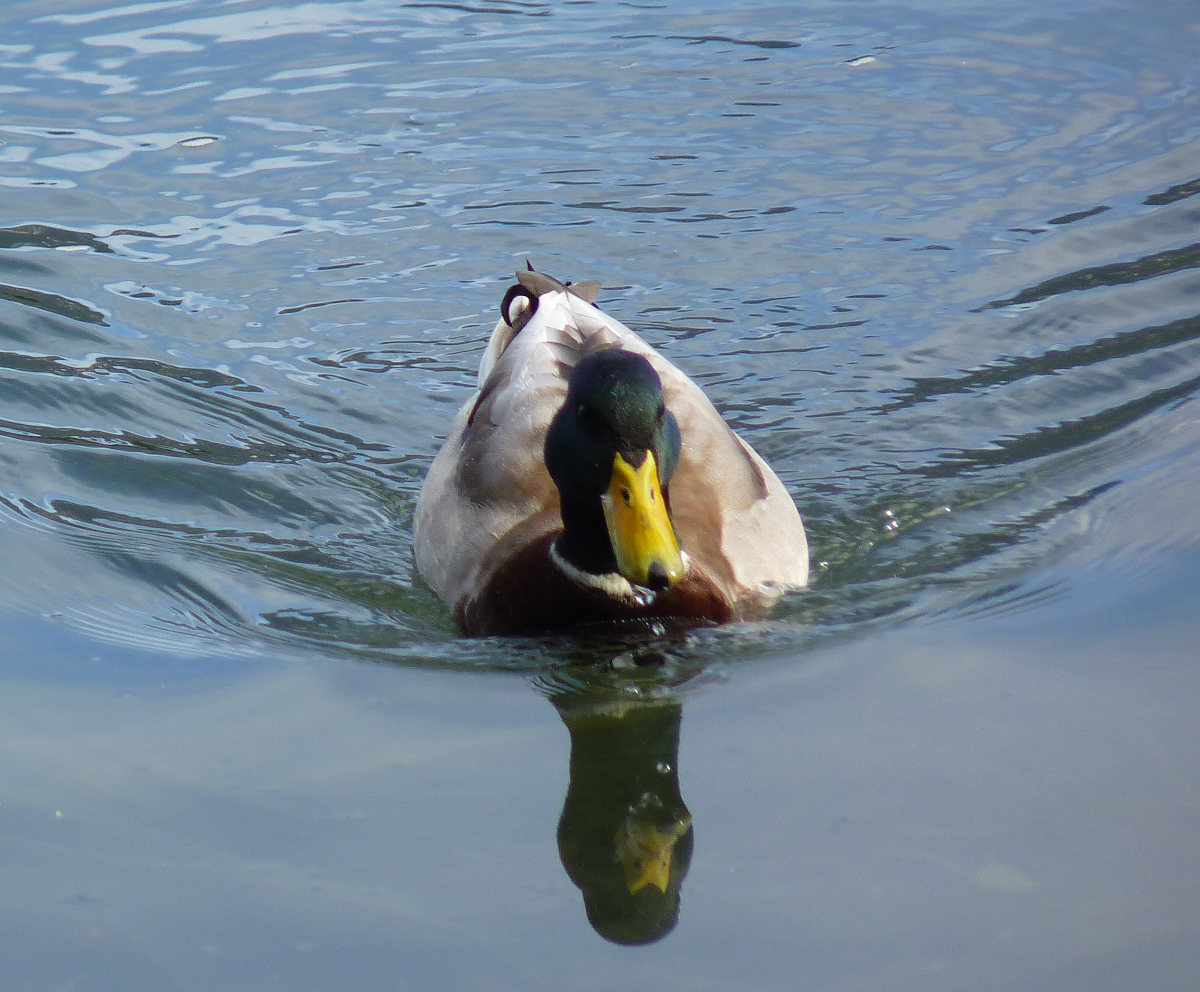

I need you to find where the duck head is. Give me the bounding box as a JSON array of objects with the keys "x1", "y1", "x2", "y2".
[{"x1": 545, "y1": 349, "x2": 685, "y2": 592}]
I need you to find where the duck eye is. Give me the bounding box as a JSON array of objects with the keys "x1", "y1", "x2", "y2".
[
  {"x1": 656, "y1": 402, "x2": 666, "y2": 423},
  {"x1": 577, "y1": 403, "x2": 600, "y2": 431}
]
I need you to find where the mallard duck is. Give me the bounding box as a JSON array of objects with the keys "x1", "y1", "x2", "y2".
[{"x1": 414, "y1": 268, "x2": 808, "y2": 635}]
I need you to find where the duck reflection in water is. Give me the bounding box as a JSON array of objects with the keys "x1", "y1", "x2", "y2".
[{"x1": 547, "y1": 673, "x2": 693, "y2": 945}]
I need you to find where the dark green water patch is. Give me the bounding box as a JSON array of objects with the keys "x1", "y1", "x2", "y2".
[
  {"x1": 0, "y1": 223, "x2": 113, "y2": 254},
  {"x1": 1144, "y1": 175, "x2": 1200, "y2": 206},
  {"x1": 975, "y1": 242, "x2": 1200, "y2": 312},
  {"x1": 884, "y1": 312, "x2": 1200, "y2": 411},
  {"x1": 0, "y1": 283, "x2": 108, "y2": 325}
]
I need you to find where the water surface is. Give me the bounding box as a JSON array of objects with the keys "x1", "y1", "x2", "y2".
[{"x1": 1, "y1": 0, "x2": 1198, "y2": 987}]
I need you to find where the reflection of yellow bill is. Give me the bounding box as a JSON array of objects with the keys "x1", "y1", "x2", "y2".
[
  {"x1": 600, "y1": 451, "x2": 684, "y2": 589},
  {"x1": 617, "y1": 815, "x2": 693, "y2": 894}
]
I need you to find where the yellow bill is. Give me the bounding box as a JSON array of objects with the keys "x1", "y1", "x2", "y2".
[
  {"x1": 600, "y1": 451, "x2": 684, "y2": 590},
  {"x1": 616, "y1": 815, "x2": 693, "y2": 895}
]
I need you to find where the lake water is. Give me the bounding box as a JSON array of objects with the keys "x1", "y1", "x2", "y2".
[{"x1": 1, "y1": 0, "x2": 1198, "y2": 987}]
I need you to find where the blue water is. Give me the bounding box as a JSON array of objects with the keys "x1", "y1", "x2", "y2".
[{"x1": 1, "y1": 0, "x2": 1198, "y2": 987}]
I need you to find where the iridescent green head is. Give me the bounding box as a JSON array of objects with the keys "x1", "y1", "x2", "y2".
[{"x1": 545, "y1": 349, "x2": 684, "y2": 590}]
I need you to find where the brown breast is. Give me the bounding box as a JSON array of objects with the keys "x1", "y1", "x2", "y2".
[{"x1": 456, "y1": 533, "x2": 733, "y2": 637}]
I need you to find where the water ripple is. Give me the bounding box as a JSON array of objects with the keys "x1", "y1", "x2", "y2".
[{"x1": 0, "y1": 0, "x2": 1197, "y2": 666}]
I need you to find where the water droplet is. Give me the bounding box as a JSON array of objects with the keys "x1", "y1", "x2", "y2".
[{"x1": 655, "y1": 762, "x2": 671, "y2": 774}]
